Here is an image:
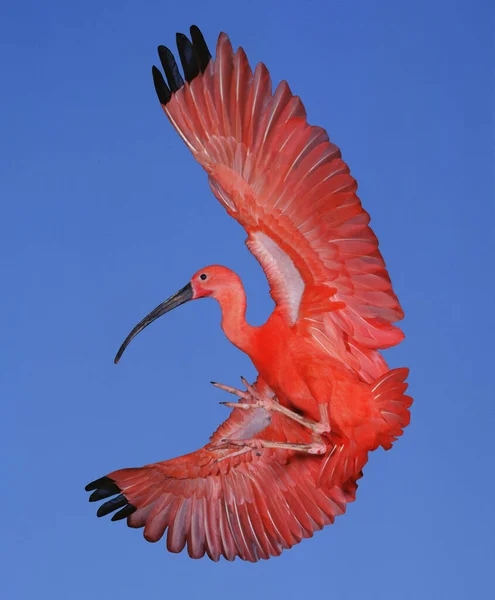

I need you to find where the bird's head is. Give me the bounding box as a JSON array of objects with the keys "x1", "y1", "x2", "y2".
[
  {"x1": 190, "y1": 265, "x2": 243, "y2": 299},
  {"x1": 114, "y1": 265, "x2": 240, "y2": 363}
]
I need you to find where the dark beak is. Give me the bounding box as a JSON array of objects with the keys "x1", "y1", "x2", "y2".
[{"x1": 114, "y1": 283, "x2": 193, "y2": 364}]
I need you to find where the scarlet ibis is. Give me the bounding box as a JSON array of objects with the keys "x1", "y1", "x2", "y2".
[{"x1": 86, "y1": 25, "x2": 412, "y2": 562}]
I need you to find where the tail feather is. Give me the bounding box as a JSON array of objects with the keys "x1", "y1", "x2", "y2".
[
  {"x1": 318, "y1": 440, "x2": 368, "y2": 489},
  {"x1": 372, "y1": 367, "x2": 412, "y2": 450}
]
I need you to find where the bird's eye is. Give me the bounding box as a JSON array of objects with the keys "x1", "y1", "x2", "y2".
[{"x1": 200, "y1": 273, "x2": 207, "y2": 281}]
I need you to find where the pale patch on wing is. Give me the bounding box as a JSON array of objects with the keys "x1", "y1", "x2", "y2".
[
  {"x1": 228, "y1": 407, "x2": 271, "y2": 441},
  {"x1": 247, "y1": 231, "x2": 305, "y2": 324}
]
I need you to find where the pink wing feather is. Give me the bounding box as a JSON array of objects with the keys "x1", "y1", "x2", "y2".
[
  {"x1": 156, "y1": 30, "x2": 404, "y2": 381},
  {"x1": 87, "y1": 388, "x2": 359, "y2": 562}
]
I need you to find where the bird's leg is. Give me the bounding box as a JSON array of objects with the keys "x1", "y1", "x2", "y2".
[
  {"x1": 209, "y1": 378, "x2": 328, "y2": 457},
  {"x1": 211, "y1": 437, "x2": 327, "y2": 456},
  {"x1": 317, "y1": 403, "x2": 330, "y2": 434},
  {"x1": 212, "y1": 377, "x2": 331, "y2": 436}
]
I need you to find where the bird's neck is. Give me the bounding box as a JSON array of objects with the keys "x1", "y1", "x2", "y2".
[{"x1": 216, "y1": 286, "x2": 255, "y2": 354}]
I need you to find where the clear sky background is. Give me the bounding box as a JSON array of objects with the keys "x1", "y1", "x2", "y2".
[{"x1": 1, "y1": 0, "x2": 493, "y2": 598}]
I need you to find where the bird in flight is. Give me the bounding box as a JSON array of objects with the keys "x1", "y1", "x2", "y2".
[{"x1": 86, "y1": 25, "x2": 412, "y2": 562}]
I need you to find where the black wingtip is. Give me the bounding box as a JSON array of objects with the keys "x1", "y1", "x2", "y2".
[
  {"x1": 190, "y1": 25, "x2": 211, "y2": 73},
  {"x1": 176, "y1": 32, "x2": 200, "y2": 83},
  {"x1": 89, "y1": 484, "x2": 120, "y2": 502},
  {"x1": 86, "y1": 476, "x2": 136, "y2": 521},
  {"x1": 152, "y1": 25, "x2": 212, "y2": 106},
  {"x1": 85, "y1": 476, "x2": 118, "y2": 493},
  {"x1": 111, "y1": 504, "x2": 137, "y2": 522},
  {"x1": 152, "y1": 65, "x2": 171, "y2": 105},
  {"x1": 97, "y1": 494, "x2": 128, "y2": 518},
  {"x1": 157, "y1": 45, "x2": 184, "y2": 93}
]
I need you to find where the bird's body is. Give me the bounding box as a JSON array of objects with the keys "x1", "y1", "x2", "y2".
[
  {"x1": 252, "y1": 315, "x2": 398, "y2": 450},
  {"x1": 246, "y1": 310, "x2": 363, "y2": 423},
  {"x1": 86, "y1": 25, "x2": 412, "y2": 562},
  {"x1": 197, "y1": 265, "x2": 408, "y2": 485}
]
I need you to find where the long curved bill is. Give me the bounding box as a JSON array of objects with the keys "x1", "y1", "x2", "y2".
[{"x1": 114, "y1": 283, "x2": 193, "y2": 364}]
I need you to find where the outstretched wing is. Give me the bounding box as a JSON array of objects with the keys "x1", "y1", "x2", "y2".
[
  {"x1": 86, "y1": 389, "x2": 359, "y2": 562},
  {"x1": 151, "y1": 27, "x2": 404, "y2": 381}
]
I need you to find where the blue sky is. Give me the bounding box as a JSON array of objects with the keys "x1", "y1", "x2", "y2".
[{"x1": 1, "y1": 0, "x2": 493, "y2": 597}]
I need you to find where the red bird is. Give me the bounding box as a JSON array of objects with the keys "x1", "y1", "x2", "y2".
[{"x1": 86, "y1": 25, "x2": 412, "y2": 562}]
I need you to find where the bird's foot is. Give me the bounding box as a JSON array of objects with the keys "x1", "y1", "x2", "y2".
[
  {"x1": 213, "y1": 377, "x2": 331, "y2": 436},
  {"x1": 211, "y1": 445, "x2": 254, "y2": 463},
  {"x1": 211, "y1": 377, "x2": 268, "y2": 406},
  {"x1": 208, "y1": 437, "x2": 264, "y2": 463},
  {"x1": 211, "y1": 436, "x2": 327, "y2": 456}
]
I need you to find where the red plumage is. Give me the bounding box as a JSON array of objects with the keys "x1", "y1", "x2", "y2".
[{"x1": 86, "y1": 25, "x2": 411, "y2": 562}]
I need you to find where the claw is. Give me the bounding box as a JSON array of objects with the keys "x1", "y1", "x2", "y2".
[
  {"x1": 211, "y1": 381, "x2": 249, "y2": 400},
  {"x1": 240, "y1": 376, "x2": 257, "y2": 397},
  {"x1": 220, "y1": 401, "x2": 251, "y2": 410},
  {"x1": 240, "y1": 377, "x2": 267, "y2": 404}
]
